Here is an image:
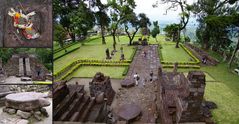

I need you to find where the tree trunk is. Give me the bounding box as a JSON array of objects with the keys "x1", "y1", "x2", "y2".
[
  {"x1": 228, "y1": 37, "x2": 239, "y2": 68},
  {"x1": 155, "y1": 37, "x2": 158, "y2": 42},
  {"x1": 69, "y1": 33, "x2": 76, "y2": 42},
  {"x1": 175, "y1": 29, "x2": 180, "y2": 48},
  {"x1": 112, "y1": 30, "x2": 117, "y2": 51},
  {"x1": 101, "y1": 25, "x2": 106, "y2": 44}
]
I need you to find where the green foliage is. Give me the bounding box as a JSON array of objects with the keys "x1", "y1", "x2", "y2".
[
  {"x1": 162, "y1": 64, "x2": 200, "y2": 69},
  {"x1": 53, "y1": 0, "x2": 95, "y2": 42},
  {"x1": 163, "y1": 23, "x2": 180, "y2": 40},
  {"x1": 54, "y1": 24, "x2": 67, "y2": 48},
  {"x1": 35, "y1": 49, "x2": 53, "y2": 71},
  {"x1": 151, "y1": 21, "x2": 160, "y2": 39},
  {"x1": 0, "y1": 48, "x2": 15, "y2": 64}
]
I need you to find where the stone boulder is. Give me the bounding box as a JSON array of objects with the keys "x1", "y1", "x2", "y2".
[
  {"x1": 17, "y1": 110, "x2": 32, "y2": 119},
  {"x1": 5, "y1": 92, "x2": 50, "y2": 111}
]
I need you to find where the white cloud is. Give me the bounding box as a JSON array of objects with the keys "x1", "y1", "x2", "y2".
[{"x1": 101, "y1": 0, "x2": 197, "y2": 25}]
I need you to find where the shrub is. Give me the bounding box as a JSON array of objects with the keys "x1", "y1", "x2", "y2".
[{"x1": 162, "y1": 64, "x2": 200, "y2": 69}]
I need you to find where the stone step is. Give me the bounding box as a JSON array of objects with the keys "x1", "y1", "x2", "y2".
[
  {"x1": 78, "y1": 98, "x2": 95, "y2": 122},
  {"x1": 69, "y1": 95, "x2": 90, "y2": 122},
  {"x1": 53, "y1": 92, "x2": 77, "y2": 121},
  {"x1": 87, "y1": 103, "x2": 105, "y2": 122},
  {"x1": 59, "y1": 93, "x2": 84, "y2": 121}
]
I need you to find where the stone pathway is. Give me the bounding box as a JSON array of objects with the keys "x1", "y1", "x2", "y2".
[{"x1": 114, "y1": 45, "x2": 160, "y2": 123}]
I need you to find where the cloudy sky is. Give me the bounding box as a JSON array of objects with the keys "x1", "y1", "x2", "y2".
[{"x1": 101, "y1": 0, "x2": 198, "y2": 25}]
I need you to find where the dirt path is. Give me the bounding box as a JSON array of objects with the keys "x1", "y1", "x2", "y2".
[{"x1": 113, "y1": 45, "x2": 161, "y2": 123}]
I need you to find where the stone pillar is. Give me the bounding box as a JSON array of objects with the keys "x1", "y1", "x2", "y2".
[
  {"x1": 19, "y1": 58, "x2": 24, "y2": 77},
  {"x1": 25, "y1": 58, "x2": 32, "y2": 76}
]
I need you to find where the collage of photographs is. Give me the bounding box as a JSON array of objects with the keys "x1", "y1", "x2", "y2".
[{"x1": 0, "y1": 0, "x2": 239, "y2": 124}]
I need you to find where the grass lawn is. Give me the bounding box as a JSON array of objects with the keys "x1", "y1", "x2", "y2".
[
  {"x1": 54, "y1": 43, "x2": 81, "y2": 59},
  {"x1": 205, "y1": 82, "x2": 239, "y2": 124},
  {"x1": 54, "y1": 44, "x2": 135, "y2": 73},
  {"x1": 160, "y1": 43, "x2": 194, "y2": 62},
  {"x1": 68, "y1": 66, "x2": 126, "y2": 79}
]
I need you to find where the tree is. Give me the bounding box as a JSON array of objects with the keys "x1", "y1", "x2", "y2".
[
  {"x1": 69, "y1": 2, "x2": 95, "y2": 36},
  {"x1": 35, "y1": 49, "x2": 53, "y2": 71},
  {"x1": 154, "y1": 0, "x2": 192, "y2": 48},
  {"x1": 122, "y1": 12, "x2": 140, "y2": 45},
  {"x1": 138, "y1": 13, "x2": 151, "y2": 37},
  {"x1": 151, "y1": 21, "x2": 160, "y2": 42},
  {"x1": 0, "y1": 48, "x2": 15, "y2": 64},
  {"x1": 91, "y1": 0, "x2": 110, "y2": 44},
  {"x1": 54, "y1": 24, "x2": 67, "y2": 50},
  {"x1": 163, "y1": 24, "x2": 180, "y2": 42},
  {"x1": 192, "y1": 0, "x2": 238, "y2": 50},
  {"x1": 53, "y1": 0, "x2": 95, "y2": 42},
  {"x1": 108, "y1": 0, "x2": 136, "y2": 51}
]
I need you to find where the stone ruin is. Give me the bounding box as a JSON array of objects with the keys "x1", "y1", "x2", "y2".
[
  {"x1": 185, "y1": 43, "x2": 219, "y2": 65},
  {"x1": 0, "y1": 0, "x2": 52, "y2": 47},
  {"x1": 54, "y1": 81, "x2": 109, "y2": 123},
  {"x1": 89, "y1": 72, "x2": 116, "y2": 104},
  {"x1": 132, "y1": 38, "x2": 149, "y2": 46},
  {"x1": 3, "y1": 53, "x2": 50, "y2": 81},
  {"x1": 156, "y1": 65, "x2": 215, "y2": 124},
  {"x1": 54, "y1": 73, "x2": 116, "y2": 123},
  {"x1": 0, "y1": 58, "x2": 6, "y2": 83}
]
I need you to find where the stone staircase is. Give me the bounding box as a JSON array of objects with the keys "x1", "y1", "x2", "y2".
[{"x1": 53, "y1": 84, "x2": 107, "y2": 123}]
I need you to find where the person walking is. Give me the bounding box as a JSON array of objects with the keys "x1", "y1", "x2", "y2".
[{"x1": 149, "y1": 71, "x2": 153, "y2": 83}]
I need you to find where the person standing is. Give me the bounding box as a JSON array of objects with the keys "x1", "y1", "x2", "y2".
[
  {"x1": 143, "y1": 51, "x2": 147, "y2": 58},
  {"x1": 133, "y1": 73, "x2": 140, "y2": 86}
]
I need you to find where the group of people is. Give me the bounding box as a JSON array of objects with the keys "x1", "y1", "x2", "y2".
[{"x1": 133, "y1": 71, "x2": 153, "y2": 86}]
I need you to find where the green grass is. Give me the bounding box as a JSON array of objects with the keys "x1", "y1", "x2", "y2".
[
  {"x1": 54, "y1": 43, "x2": 81, "y2": 59},
  {"x1": 160, "y1": 43, "x2": 194, "y2": 62},
  {"x1": 205, "y1": 82, "x2": 239, "y2": 124},
  {"x1": 33, "y1": 81, "x2": 52, "y2": 85},
  {"x1": 68, "y1": 66, "x2": 126, "y2": 79}
]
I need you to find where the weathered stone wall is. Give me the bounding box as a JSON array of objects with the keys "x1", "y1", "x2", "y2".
[
  {"x1": 179, "y1": 71, "x2": 206, "y2": 122},
  {"x1": 89, "y1": 72, "x2": 115, "y2": 104},
  {"x1": 156, "y1": 67, "x2": 207, "y2": 123},
  {"x1": 4, "y1": 54, "x2": 50, "y2": 81}
]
